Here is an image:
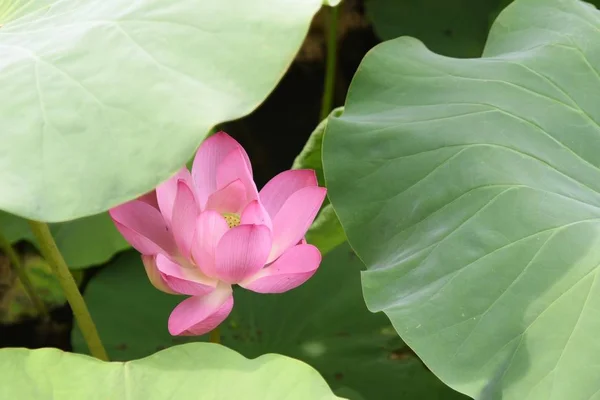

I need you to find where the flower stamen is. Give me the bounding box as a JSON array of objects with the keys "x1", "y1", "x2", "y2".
[{"x1": 222, "y1": 213, "x2": 241, "y2": 228}]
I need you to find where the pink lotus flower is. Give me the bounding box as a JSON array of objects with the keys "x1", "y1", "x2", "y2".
[{"x1": 109, "y1": 132, "x2": 326, "y2": 336}]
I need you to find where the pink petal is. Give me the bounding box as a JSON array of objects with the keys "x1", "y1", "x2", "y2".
[
  {"x1": 138, "y1": 191, "x2": 159, "y2": 209},
  {"x1": 216, "y1": 149, "x2": 258, "y2": 207},
  {"x1": 268, "y1": 186, "x2": 327, "y2": 263},
  {"x1": 171, "y1": 180, "x2": 200, "y2": 258},
  {"x1": 112, "y1": 222, "x2": 163, "y2": 255},
  {"x1": 240, "y1": 244, "x2": 321, "y2": 293},
  {"x1": 192, "y1": 132, "x2": 252, "y2": 209},
  {"x1": 241, "y1": 200, "x2": 272, "y2": 231},
  {"x1": 142, "y1": 255, "x2": 176, "y2": 294},
  {"x1": 168, "y1": 283, "x2": 233, "y2": 336},
  {"x1": 214, "y1": 224, "x2": 272, "y2": 284},
  {"x1": 191, "y1": 211, "x2": 230, "y2": 277},
  {"x1": 109, "y1": 200, "x2": 176, "y2": 255},
  {"x1": 205, "y1": 179, "x2": 247, "y2": 214},
  {"x1": 156, "y1": 167, "x2": 194, "y2": 225},
  {"x1": 259, "y1": 170, "x2": 318, "y2": 219},
  {"x1": 156, "y1": 254, "x2": 216, "y2": 296}
]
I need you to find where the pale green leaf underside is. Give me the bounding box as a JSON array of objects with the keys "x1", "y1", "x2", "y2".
[
  {"x1": 0, "y1": 343, "x2": 341, "y2": 399},
  {"x1": 0, "y1": 0, "x2": 56, "y2": 23},
  {"x1": 324, "y1": 0, "x2": 600, "y2": 398},
  {"x1": 0, "y1": 0, "x2": 322, "y2": 222}
]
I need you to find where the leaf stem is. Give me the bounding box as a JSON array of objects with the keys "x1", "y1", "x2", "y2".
[
  {"x1": 27, "y1": 220, "x2": 108, "y2": 361},
  {"x1": 0, "y1": 231, "x2": 50, "y2": 320},
  {"x1": 319, "y1": 4, "x2": 339, "y2": 121},
  {"x1": 209, "y1": 326, "x2": 221, "y2": 344}
]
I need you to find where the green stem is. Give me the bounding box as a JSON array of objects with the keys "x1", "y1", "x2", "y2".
[
  {"x1": 27, "y1": 220, "x2": 108, "y2": 361},
  {"x1": 209, "y1": 326, "x2": 221, "y2": 344},
  {"x1": 319, "y1": 4, "x2": 339, "y2": 121},
  {"x1": 0, "y1": 231, "x2": 50, "y2": 320}
]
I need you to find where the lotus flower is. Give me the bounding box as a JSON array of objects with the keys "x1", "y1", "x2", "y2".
[{"x1": 109, "y1": 132, "x2": 326, "y2": 336}]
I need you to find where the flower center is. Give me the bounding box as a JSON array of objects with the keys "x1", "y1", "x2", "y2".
[{"x1": 222, "y1": 213, "x2": 241, "y2": 228}]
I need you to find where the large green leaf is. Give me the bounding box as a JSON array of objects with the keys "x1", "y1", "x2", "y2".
[
  {"x1": 366, "y1": 0, "x2": 506, "y2": 57},
  {"x1": 292, "y1": 107, "x2": 345, "y2": 186},
  {"x1": 0, "y1": 343, "x2": 340, "y2": 399},
  {"x1": 0, "y1": 211, "x2": 128, "y2": 269},
  {"x1": 73, "y1": 244, "x2": 464, "y2": 399},
  {"x1": 293, "y1": 107, "x2": 346, "y2": 255},
  {"x1": 305, "y1": 203, "x2": 346, "y2": 256},
  {"x1": 0, "y1": 0, "x2": 327, "y2": 222},
  {"x1": 324, "y1": 0, "x2": 600, "y2": 398}
]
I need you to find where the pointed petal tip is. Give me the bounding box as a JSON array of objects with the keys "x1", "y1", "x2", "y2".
[
  {"x1": 241, "y1": 244, "x2": 321, "y2": 294},
  {"x1": 205, "y1": 179, "x2": 247, "y2": 214},
  {"x1": 259, "y1": 169, "x2": 321, "y2": 219},
  {"x1": 293, "y1": 169, "x2": 318, "y2": 183},
  {"x1": 156, "y1": 167, "x2": 194, "y2": 224},
  {"x1": 200, "y1": 131, "x2": 240, "y2": 151},
  {"x1": 137, "y1": 190, "x2": 159, "y2": 209},
  {"x1": 193, "y1": 132, "x2": 252, "y2": 208},
  {"x1": 171, "y1": 179, "x2": 200, "y2": 259},
  {"x1": 241, "y1": 200, "x2": 272, "y2": 231},
  {"x1": 212, "y1": 131, "x2": 232, "y2": 138},
  {"x1": 111, "y1": 204, "x2": 175, "y2": 256},
  {"x1": 216, "y1": 148, "x2": 258, "y2": 205},
  {"x1": 268, "y1": 186, "x2": 327, "y2": 262}
]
